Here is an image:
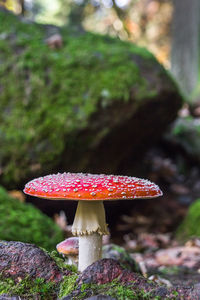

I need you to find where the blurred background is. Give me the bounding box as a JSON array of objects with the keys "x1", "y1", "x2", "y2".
[
  {"x1": 0, "y1": 0, "x2": 200, "y2": 286},
  {"x1": 1, "y1": 0, "x2": 200, "y2": 95},
  {"x1": 0, "y1": 0, "x2": 198, "y2": 74}
]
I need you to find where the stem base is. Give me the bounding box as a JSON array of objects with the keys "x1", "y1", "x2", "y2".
[{"x1": 78, "y1": 233, "x2": 102, "y2": 272}]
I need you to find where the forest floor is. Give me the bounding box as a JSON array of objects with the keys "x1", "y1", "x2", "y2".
[{"x1": 109, "y1": 172, "x2": 200, "y2": 288}]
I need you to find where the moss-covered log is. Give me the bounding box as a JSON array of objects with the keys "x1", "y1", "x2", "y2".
[{"x1": 0, "y1": 9, "x2": 183, "y2": 188}]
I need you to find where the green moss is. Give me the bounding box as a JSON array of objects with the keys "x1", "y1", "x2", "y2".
[
  {"x1": 59, "y1": 276, "x2": 165, "y2": 300},
  {"x1": 57, "y1": 272, "x2": 182, "y2": 300},
  {"x1": 172, "y1": 291, "x2": 179, "y2": 298},
  {"x1": 0, "y1": 275, "x2": 57, "y2": 299},
  {"x1": 176, "y1": 198, "x2": 200, "y2": 240},
  {"x1": 105, "y1": 283, "x2": 151, "y2": 300},
  {"x1": 0, "y1": 186, "x2": 64, "y2": 250},
  {"x1": 0, "y1": 10, "x2": 159, "y2": 186},
  {"x1": 48, "y1": 250, "x2": 78, "y2": 273},
  {"x1": 158, "y1": 266, "x2": 181, "y2": 276},
  {"x1": 0, "y1": 250, "x2": 78, "y2": 299},
  {"x1": 0, "y1": 274, "x2": 179, "y2": 300},
  {"x1": 59, "y1": 274, "x2": 79, "y2": 298},
  {"x1": 0, "y1": 267, "x2": 179, "y2": 300}
]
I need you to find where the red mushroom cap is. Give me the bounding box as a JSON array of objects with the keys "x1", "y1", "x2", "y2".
[
  {"x1": 24, "y1": 172, "x2": 162, "y2": 201},
  {"x1": 56, "y1": 237, "x2": 79, "y2": 255}
]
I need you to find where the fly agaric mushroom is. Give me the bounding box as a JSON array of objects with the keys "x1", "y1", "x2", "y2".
[
  {"x1": 56, "y1": 237, "x2": 79, "y2": 265},
  {"x1": 24, "y1": 172, "x2": 162, "y2": 271}
]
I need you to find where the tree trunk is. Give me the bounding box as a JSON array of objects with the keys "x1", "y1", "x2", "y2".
[{"x1": 171, "y1": 0, "x2": 200, "y2": 97}]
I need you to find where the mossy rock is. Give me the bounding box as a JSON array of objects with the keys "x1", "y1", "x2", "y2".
[
  {"x1": 176, "y1": 199, "x2": 200, "y2": 240},
  {"x1": 102, "y1": 244, "x2": 140, "y2": 273},
  {"x1": 0, "y1": 186, "x2": 64, "y2": 250},
  {"x1": 0, "y1": 9, "x2": 183, "y2": 188},
  {"x1": 167, "y1": 116, "x2": 200, "y2": 163},
  {"x1": 0, "y1": 276, "x2": 58, "y2": 299},
  {"x1": 0, "y1": 275, "x2": 152, "y2": 300},
  {"x1": 0, "y1": 245, "x2": 193, "y2": 300}
]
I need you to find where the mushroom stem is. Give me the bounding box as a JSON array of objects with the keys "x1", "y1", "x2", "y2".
[
  {"x1": 67, "y1": 255, "x2": 78, "y2": 266},
  {"x1": 72, "y1": 200, "x2": 109, "y2": 271},
  {"x1": 79, "y1": 233, "x2": 102, "y2": 272}
]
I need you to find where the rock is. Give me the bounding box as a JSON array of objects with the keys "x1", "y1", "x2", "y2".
[
  {"x1": 85, "y1": 296, "x2": 117, "y2": 300},
  {"x1": 78, "y1": 259, "x2": 125, "y2": 285},
  {"x1": 102, "y1": 243, "x2": 141, "y2": 273},
  {"x1": 167, "y1": 116, "x2": 200, "y2": 163},
  {"x1": 0, "y1": 241, "x2": 63, "y2": 283},
  {"x1": 0, "y1": 249, "x2": 199, "y2": 299},
  {"x1": 190, "y1": 283, "x2": 200, "y2": 299},
  {"x1": 0, "y1": 296, "x2": 24, "y2": 300},
  {"x1": 0, "y1": 9, "x2": 183, "y2": 188},
  {"x1": 0, "y1": 186, "x2": 64, "y2": 250},
  {"x1": 77, "y1": 259, "x2": 158, "y2": 293},
  {"x1": 63, "y1": 296, "x2": 117, "y2": 300},
  {"x1": 64, "y1": 259, "x2": 200, "y2": 299},
  {"x1": 63, "y1": 259, "x2": 161, "y2": 299},
  {"x1": 155, "y1": 246, "x2": 200, "y2": 268}
]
